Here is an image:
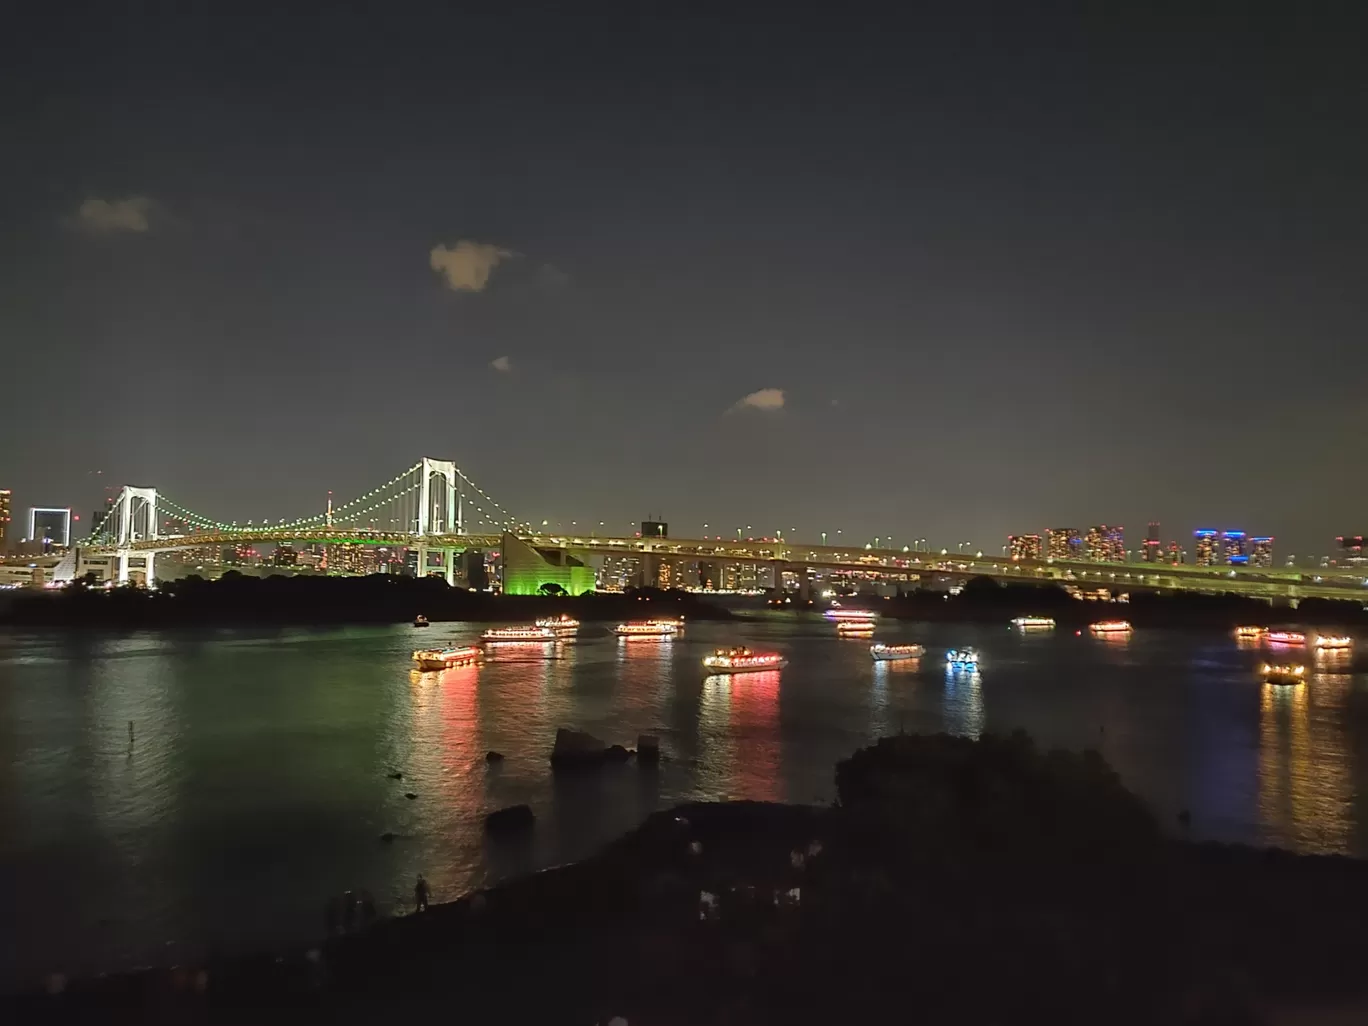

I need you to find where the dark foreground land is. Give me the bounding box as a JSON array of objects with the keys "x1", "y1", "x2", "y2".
[
  {"x1": 5, "y1": 570, "x2": 1366, "y2": 631},
  {"x1": 0, "y1": 574, "x2": 734, "y2": 627},
  {"x1": 13, "y1": 733, "x2": 1368, "y2": 1025}
]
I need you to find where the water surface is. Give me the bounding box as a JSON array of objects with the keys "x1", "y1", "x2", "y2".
[{"x1": 3, "y1": 618, "x2": 1366, "y2": 984}]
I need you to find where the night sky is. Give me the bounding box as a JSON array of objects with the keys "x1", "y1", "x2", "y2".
[{"x1": 3, "y1": 6, "x2": 1364, "y2": 556}]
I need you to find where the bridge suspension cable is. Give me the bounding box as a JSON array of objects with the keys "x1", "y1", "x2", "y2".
[{"x1": 77, "y1": 458, "x2": 520, "y2": 543}]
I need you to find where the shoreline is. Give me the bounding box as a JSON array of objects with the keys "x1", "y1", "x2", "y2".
[{"x1": 14, "y1": 735, "x2": 1368, "y2": 1022}]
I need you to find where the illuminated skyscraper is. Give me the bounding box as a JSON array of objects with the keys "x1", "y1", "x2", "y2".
[
  {"x1": 1194, "y1": 530, "x2": 1219, "y2": 566},
  {"x1": 1167, "y1": 541, "x2": 1185, "y2": 565},
  {"x1": 0, "y1": 489, "x2": 9, "y2": 551},
  {"x1": 1007, "y1": 534, "x2": 1042, "y2": 561},
  {"x1": 27, "y1": 508, "x2": 71, "y2": 550},
  {"x1": 1103, "y1": 525, "x2": 1125, "y2": 562},
  {"x1": 1335, "y1": 536, "x2": 1366, "y2": 566},
  {"x1": 1046, "y1": 528, "x2": 1081, "y2": 559},
  {"x1": 1142, "y1": 522, "x2": 1161, "y2": 563},
  {"x1": 1083, "y1": 526, "x2": 1103, "y2": 560},
  {"x1": 1083, "y1": 525, "x2": 1124, "y2": 562},
  {"x1": 1250, "y1": 536, "x2": 1274, "y2": 568},
  {"x1": 1222, "y1": 531, "x2": 1248, "y2": 566}
]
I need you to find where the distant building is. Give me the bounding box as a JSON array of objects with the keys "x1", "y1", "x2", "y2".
[
  {"x1": 1046, "y1": 528, "x2": 1081, "y2": 560},
  {"x1": 641, "y1": 520, "x2": 668, "y2": 538},
  {"x1": 1335, "y1": 535, "x2": 1367, "y2": 566},
  {"x1": 1142, "y1": 522, "x2": 1162, "y2": 563},
  {"x1": 655, "y1": 558, "x2": 678, "y2": 589},
  {"x1": 500, "y1": 533, "x2": 594, "y2": 596},
  {"x1": 697, "y1": 561, "x2": 718, "y2": 590},
  {"x1": 27, "y1": 507, "x2": 71, "y2": 550},
  {"x1": 1084, "y1": 525, "x2": 1124, "y2": 562},
  {"x1": 1250, "y1": 536, "x2": 1274, "y2": 568},
  {"x1": 1007, "y1": 534, "x2": 1042, "y2": 561},
  {"x1": 273, "y1": 545, "x2": 299, "y2": 567},
  {"x1": 721, "y1": 562, "x2": 760, "y2": 591},
  {"x1": 462, "y1": 549, "x2": 489, "y2": 590},
  {"x1": 599, "y1": 554, "x2": 640, "y2": 591},
  {"x1": 1167, "y1": 541, "x2": 1185, "y2": 565},
  {"x1": 1104, "y1": 525, "x2": 1125, "y2": 562},
  {"x1": 1194, "y1": 530, "x2": 1219, "y2": 567},
  {"x1": 0, "y1": 489, "x2": 9, "y2": 551},
  {"x1": 1222, "y1": 531, "x2": 1248, "y2": 566}
]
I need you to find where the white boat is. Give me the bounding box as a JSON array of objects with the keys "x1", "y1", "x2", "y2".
[
  {"x1": 1314, "y1": 635, "x2": 1352, "y2": 650},
  {"x1": 1011, "y1": 616, "x2": 1055, "y2": 628},
  {"x1": 535, "y1": 614, "x2": 580, "y2": 633},
  {"x1": 701, "y1": 647, "x2": 787, "y2": 673},
  {"x1": 614, "y1": 621, "x2": 679, "y2": 637},
  {"x1": 945, "y1": 647, "x2": 979, "y2": 667},
  {"x1": 1260, "y1": 662, "x2": 1306, "y2": 685},
  {"x1": 482, "y1": 625, "x2": 557, "y2": 642},
  {"x1": 1234, "y1": 626, "x2": 1267, "y2": 640},
  {"x1": 412, "y1": 646, "x2": 480, "y2": 671},
  {"x1": 1089, "y1": 620, "x2": 1133, "y2": 634},
  {"x1": 870, "y1": 643, "x2": 924, "y2": 661},
  {"x1": 823, "y1": 608, "x2": 879, "y2": 622},
  {"x1": 1266, "y1": 630, "x2": 1305, "y2": 646},
  {"x1": 836, "y1": 620, "x2": 875, "y2": 636}
]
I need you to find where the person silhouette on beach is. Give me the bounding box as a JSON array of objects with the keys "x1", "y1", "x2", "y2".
[{"x1": 414, "y1": 875, "x2": 429, "y2": 912}]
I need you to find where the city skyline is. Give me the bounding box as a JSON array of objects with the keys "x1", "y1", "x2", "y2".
[
  {"x1": 2, "y1": 8, "x2": 1364, "y2": 557},
  {"x1": 0, "y1": 474, "x2": 1361, "y2": 565}
]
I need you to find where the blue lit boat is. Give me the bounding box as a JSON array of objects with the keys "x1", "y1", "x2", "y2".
[{"x1": 945, "y1": 647, "x2": 979, "y2": 668}]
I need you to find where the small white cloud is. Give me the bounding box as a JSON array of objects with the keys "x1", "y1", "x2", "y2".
[
  {"x1": 429, "y1": 240, "x2": 514, "y2": 292},
  {"x1": 76, "y1": 196, "x2": 154, "y2": 233},
  {"x1": 727, "y1": 388, "x2": 785, "y2": 414},
  {"x1": 490, "y1": 355, "x2": 512, "y2": 372},
  {"x1": 537, "y1": 263, "x2": 571, "y2": 290}
]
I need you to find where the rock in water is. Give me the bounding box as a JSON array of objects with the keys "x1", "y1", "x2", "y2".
[
  {"x1": 485, "y1": 804, "x2": 535, "y2": 835},
  {"x1": 605, "y1": 744, "x2": 632, "y2": 762},
  {"x1": 637, "y1": 734, "x2": 661, "y2": 764},
  {"x1": 379, "y1": 832, "x2": 396, "y2": 843},
  {"x1": 404, "y1": 792, "x2": 417, "y2": 800},
  {"x1": 386, "y1": 771, "x2": 403, "y2": 780},
  {"x1": 485, "y1": 751, "x2": 504, "y2": 763},
  {"x1": 550, "y1": 727, "x2": 609, "y2": 768}
]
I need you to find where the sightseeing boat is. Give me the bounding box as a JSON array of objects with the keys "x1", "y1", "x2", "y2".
[
  {"x1": 482, "y1": 625, "x2": 557, "y2": 642},
  {"x1": 413, "y1": 614, "x2": 430, "y2": 628},
  {"x1": 1266, "y1": 630, "x2": 1306, "y2": 646},
  {"x1": 836, "y1": 620, "x2": 875, "y2": 637},
  {"x1": 412, "y1": 646, "x2": 480, "y2": 671},
  {"x1": 701, "y1": 647, "x2": 787, "y2": 673},
  {"x1": 1234, "y1": 626, "x2": 1267, "y2": 640},
  {"x1": 613, "y1": 620, "x2": 679, "y2": 637},
  {"x1": 535, "y1": 614, "x2": 580, "y2": 634},
  {"x1": 1260, "y1": 662, "x2": 1306, "y2": 685},
  {"x1": 1313, "y1": 634, "x2": 1352, "y2": 650},
  {"x1": 870, "y1": 643, "x2": 924, "y2": 661},
  {"x1": 1011, "y1": 616, "x2": 1056, "y2": 629},
  {"x1": 945, "y1": 647, "x2": 979, "y2": 668},
  {"x1": 1089, "y1": 620, "x2": 1133, "y2": 634},
  {"x1": 823, "y1": 607, "x2": 879, "y2": 622}
]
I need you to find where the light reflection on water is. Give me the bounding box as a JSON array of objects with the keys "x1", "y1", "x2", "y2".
[{"x1": 2, "y1": 620, "x2": 1365, "y2": 983}]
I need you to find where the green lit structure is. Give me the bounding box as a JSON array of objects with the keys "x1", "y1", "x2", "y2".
[{"x1": 500, "y1": 533, "x2": 595, "y2": 595}]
